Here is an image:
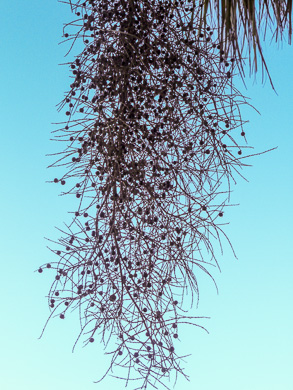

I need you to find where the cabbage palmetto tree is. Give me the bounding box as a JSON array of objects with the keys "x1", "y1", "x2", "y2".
[{"x1": 38, "y1": 1, "x2": 291, "y2": 389}]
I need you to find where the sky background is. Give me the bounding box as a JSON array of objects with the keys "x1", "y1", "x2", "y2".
[{"x1": 0, "y1": 1, "x2": 292, "y2": 389}]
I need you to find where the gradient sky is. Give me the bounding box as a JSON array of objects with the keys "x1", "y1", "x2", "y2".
[{"x1": 0, "y1": 1, "x2": 292, "y2": 390}]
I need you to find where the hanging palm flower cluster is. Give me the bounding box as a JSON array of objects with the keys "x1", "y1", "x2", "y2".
[{"x1": 39, "y1": 0, "x2": 249, "y2": 388}]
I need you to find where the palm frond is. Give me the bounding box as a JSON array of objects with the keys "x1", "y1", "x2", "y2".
[{"x1": 200, "y1": 0, "x2": 292, "y2": 86}]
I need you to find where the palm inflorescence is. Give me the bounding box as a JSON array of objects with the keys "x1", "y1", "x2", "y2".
[{"x1": 38, "y1": 0, "x2": 249, "y2": 388}]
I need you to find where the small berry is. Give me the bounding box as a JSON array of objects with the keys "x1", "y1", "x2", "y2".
[{"x1": 109, "y1": 294, "x2": 116, "y2": 302}]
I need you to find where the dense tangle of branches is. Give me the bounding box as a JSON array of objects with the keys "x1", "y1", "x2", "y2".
[{"x1": 38, "y1": 0, "x2": 250, "y2": 388}]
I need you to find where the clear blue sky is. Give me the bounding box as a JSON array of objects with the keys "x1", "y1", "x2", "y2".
[{"x1": 0, "y1": 1, "x2": 292, "y2": 389}]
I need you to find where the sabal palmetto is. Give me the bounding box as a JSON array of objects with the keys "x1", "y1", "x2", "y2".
[{"x1": 38, "y1": 1, "x2": 265, "y2": 388}]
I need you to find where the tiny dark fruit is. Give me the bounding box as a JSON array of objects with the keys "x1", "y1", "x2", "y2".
[
  {"x1": 60, "y1": 314, "x2": 65, "y2": 319},
  {"x1": 89, "y1": 337, "x2": 94, "y2": 343},
  {"x1": 38, "y1": 268, "x2": 43, "y2": 273},
  {"x1": 109, "y1": 294, "x2": 116, "y2": 302}
]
